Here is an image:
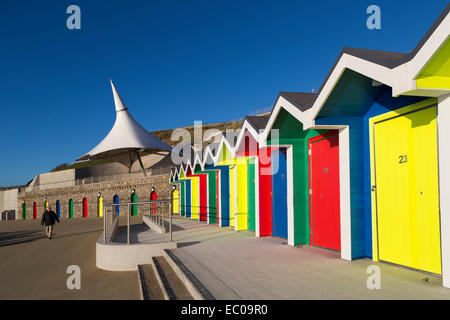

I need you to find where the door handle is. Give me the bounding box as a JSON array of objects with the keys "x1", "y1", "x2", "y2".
[{"x1": 371, "y1": 185, "x2": 376, "y2": 192}]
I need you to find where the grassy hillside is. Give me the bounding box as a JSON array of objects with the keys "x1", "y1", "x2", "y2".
[{"x1": 151, "y1": 119, "x2": 243, "y2": 148}]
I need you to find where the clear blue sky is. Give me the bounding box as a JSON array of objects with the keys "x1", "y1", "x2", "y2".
[{"x1": 0, "y1": 0, "x2": 447, "y2": 186}]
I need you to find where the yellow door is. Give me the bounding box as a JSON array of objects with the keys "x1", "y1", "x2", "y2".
[
  {"x1": 191, "y1": 177, "x2": 199, "y2": 220},
  {"x1": 236, "y1": 158, "x2": 249, "y2": 231},
  {"x1": 372, "y1": 104, "x2": 441, "y2": 274},
  {"x1": 98, "y1": 196, "x2": 103, "y2": 217},
  {"x1": 172, "y1": 189, "x2": 180, "y2": 214},
  {"x1": 229, "y1": 165, "x2": 236, "y2": 228}
]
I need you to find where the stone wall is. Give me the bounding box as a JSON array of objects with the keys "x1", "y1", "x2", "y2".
[{"x1": 18, "y1": 173, "x2": 172, "y2": 220}]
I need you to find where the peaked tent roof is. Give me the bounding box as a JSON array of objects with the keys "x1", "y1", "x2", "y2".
[{"x1": 77, "y1": 80, "x2": 172, "y2": 170}]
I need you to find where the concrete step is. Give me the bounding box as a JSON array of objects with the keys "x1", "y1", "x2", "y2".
[
  {"x1": 163, "y1": 249, "x2": 216, "y2": 300},
  {"x1": 152, "y1": 256, "x2": 194, "y2": 300},
  {"x1": 137, "y1": 264, "x2": 165, "y2": 300},
  {"x1": 166, "y1": 249, "x2": 238, "y2": 300}
]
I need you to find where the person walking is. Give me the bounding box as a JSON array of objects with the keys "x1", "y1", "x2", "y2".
[{"x1": 41, "y1": 206, "x2": 59, "y2": 239}]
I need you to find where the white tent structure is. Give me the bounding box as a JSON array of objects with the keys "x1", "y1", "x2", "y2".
[{"x1": 77, "y1": 80, "x2": 172, "y2": 175}]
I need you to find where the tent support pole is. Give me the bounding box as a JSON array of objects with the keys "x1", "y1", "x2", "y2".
[
  {"x1": 137, "y1": 151, "x2": 147, "y2": 177},
  {"x1": 128, "y1": 151, "x2": 133, "y2": 173}
]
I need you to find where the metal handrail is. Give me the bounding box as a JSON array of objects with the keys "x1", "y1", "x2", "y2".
[{"x1": 103, "y1": 199, "x2": 172, "y2": 245}]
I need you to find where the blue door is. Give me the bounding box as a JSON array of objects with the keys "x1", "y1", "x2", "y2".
[
  {"x1": 213, "y1": 165, "x2": 229, "y2": 227},
  {"x1": 271, "y1": 148, "x2": 288, "y2": 239},
  {"x1": 113, "y1": 195, "x2": 119, "y2": 216},
  {"x1": 185, "y1": 180, "x2": 192, "y2": 218},
  {"x1": 56, "y1": 200, "x2": 61, "y2": 219}
]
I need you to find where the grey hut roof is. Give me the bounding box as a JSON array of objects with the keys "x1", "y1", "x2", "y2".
[
  {"x1": 244, "y1": 115, "x2": 269, "y2": 131},
  {"x1": 279, "y1": 92, "x2": 318, "y2": 112},
  {"x1": 315, "y1": 4, "x2": 450, "y2": 97},
  {"x1": 208, "y1": 143, "x2": 220, "y2": 157},
  {"x1": 222, "y1": 131, "x2": 239, "y2": 148}
]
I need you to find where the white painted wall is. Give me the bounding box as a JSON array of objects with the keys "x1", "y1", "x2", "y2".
[
  {"x1": 0, "y1": 188, "x2": 18, "y2": 219},
  {"x1": 286, "y1": 146, "x2": 294, "y2": 246},
  {"x1": 438, "y1": 94, "x2": 450, "y2": 288},
  {"x1": 31, "y1": 169, "x2": 75, "y2": 191},
  {"x1": 339, "y1": 127, "x2": 352, "y2": 261}
]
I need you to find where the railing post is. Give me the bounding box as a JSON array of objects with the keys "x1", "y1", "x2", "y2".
[
  {"x1": 127, "y1": 203, "x2": 130, "y2": 245},
  {"x1": 169, "y1": 202, "x2": 172, "y2": 242},
  {"x1": 103, "y1": 203, "x2": 106, "y2": 243}
]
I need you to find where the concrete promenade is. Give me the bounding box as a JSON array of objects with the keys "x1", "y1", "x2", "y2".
[
  {"x1": 0, "y1": 217, "x2": 140, "y2": 299},
  {"x1": 2, "y1": 216, "x2": 450, "y2": 299},
  {"x1": 159, "y1": 218, "x2": 450, "y2": 300}
]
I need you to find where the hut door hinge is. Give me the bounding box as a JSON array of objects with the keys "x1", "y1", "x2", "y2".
[
  {"x1": 308, "y1": 149, "x2": 312, "y2": 156},
  {"x1": 309, "y1": 189, "x2": 312, "y2": 195}
]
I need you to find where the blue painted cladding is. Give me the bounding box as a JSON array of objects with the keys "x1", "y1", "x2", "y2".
[
  {"x1": 56, "y1": 201, "x2": 61, "y2": 219},
  {"x1": 113, "y1": 195, "x2": 119, "y2": 216},
  {"x1": 185, "y1": 180, "x2": 192, "y2": 218},
  {"x1": 271, "y1": 148, "x2": 288, "y2": 239}
]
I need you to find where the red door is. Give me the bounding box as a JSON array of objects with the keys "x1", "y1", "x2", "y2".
[
  {"x1": 151, "y1": 190, "x2": 157, "y2": 214},
  {"x1": 308, "y1": 132, "x2": 341, "y2": 251},
  {"x1": 33, "y1": 202, "x2": 37, "y2": 220},
  {"x1": 188, "y1": 173, "x2": 207, "y2": 221},
  {"x1": 83, "y1": 198, "x2": 88, "y2": 218},
  {"x1": 215, "y1": 170, "x2": 220, "y2": 224},
  {"x1": 258, "y1": 147, "x2": 273, "y2": 237}
]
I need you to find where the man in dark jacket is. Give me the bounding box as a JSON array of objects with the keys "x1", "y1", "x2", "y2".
[{"x1": 41, "y1": 206, "x2": 59, "y2": 239}]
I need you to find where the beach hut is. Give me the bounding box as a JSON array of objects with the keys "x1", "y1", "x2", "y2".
[
  {"x1": 261, "y1": 92, "x2": 330, "y2": 245},
  {"x1": 187, "y1": 152, "x2": 209, "y2": 222},
  {"x1": 184, "y1": 163, "x2": 201, "y2": 220},
  {"x1": 175, "y1": 166, "x2": 187, "y2": 217},
  {"x1": 192, "y1": 151, "x2": 219, "y2": 224},
  {"x1": 178, "y1": 165, "x2": 193, "y2": 218},
  {"x1": 215, "y1": 134, "x2": 239, "y2": 228},
  {"x1": 203, "y1": 143, "x2": 230, "y2": 227},
  {"x1": 233, "y1": 115, "x2": 271, "y2": 235},
  {"x1": 301, "y1": 5, "x2": 450, "y2": 285}
]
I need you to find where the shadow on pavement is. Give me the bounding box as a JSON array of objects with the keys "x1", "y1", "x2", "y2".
[
  {"x1": 177, "y1": 241, "x2": 201, "y2": 248},
  {"x1": 0, "y1": 231, "x2": 46, "y2": 247},
  {"x1": 0, "y1": 229, "x2": 103, "y2": 247}
]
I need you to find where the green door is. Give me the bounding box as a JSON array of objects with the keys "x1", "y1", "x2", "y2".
[
  {"x1": 132, "y1": 193, "x2": 138, "y2": 216},
  {"x1": 23, "y1": 203, "x2": 27, "y2": 220},
  {"x1": 69, "y1": 199, "x2": 74, "y2": 218},
  {"x1": 247, "y1": 161, "x2": 256, "y2": 231}
]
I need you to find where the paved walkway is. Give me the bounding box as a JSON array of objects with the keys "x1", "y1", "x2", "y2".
[
  {"x1": 141, "y1": 218, "x2": 450, "y2": 300},
  {"x1": 3, "y1": 216, "x2": 450, "y2": 299},
  {"x1": 0, "y1": 217, "x2": 140, "y2": 300}
]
